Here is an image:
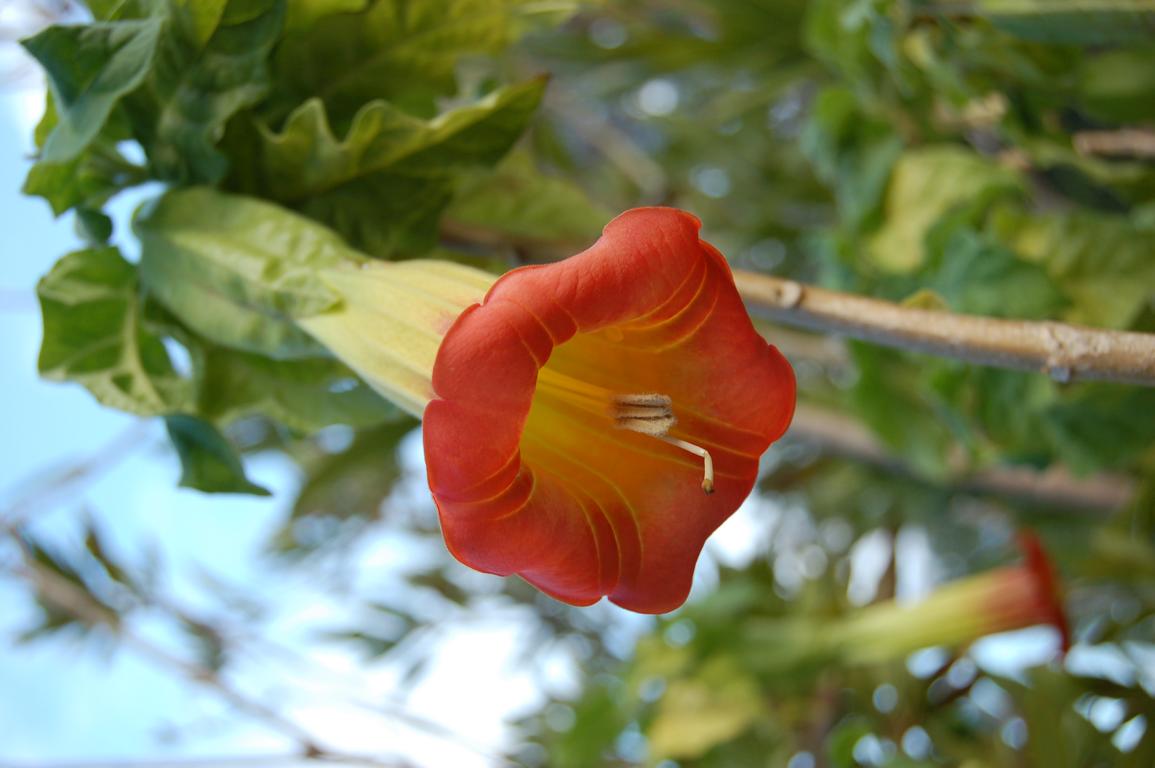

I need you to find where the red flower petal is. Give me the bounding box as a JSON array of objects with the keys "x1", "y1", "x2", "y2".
[{"x1": 423, "y1": 208, "x2": 795, "y2": 613}]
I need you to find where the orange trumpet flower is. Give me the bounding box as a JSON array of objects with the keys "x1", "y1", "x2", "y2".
[
  {"x1": 422, "y1": 209, "x2": 795, "y2": 612},
  {"x1": 140, "y1": 192, "x2": 795, "y2": 612}
]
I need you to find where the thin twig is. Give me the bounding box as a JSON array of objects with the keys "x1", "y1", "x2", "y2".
[
  {"x1": 8, "y1": 552, "x2": 323, "y2": 753},
  {"x1": 787, "y1": 403, "x2": 1135, "y2": 513},
  {"x1": 0, "y1": 433, "x2": 520, "y2": 767},
  {"x1": 735, "y1": 271, "x2": 1155, "y2": 387}
]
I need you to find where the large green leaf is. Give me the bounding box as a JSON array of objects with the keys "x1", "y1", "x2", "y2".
[
  {"x1": 198, "y1": 347, "x2": 400, "y2": 432},
  {"x1": 22, "y1": 18, "x2": 161, "y2": 163},
  {"x1": 129, "y1": 0, "x2": 285, "y2": 184},
  {"x1": 272, "y1": 0, "x2": 535, "y2": 119},
  {"x1": 135, "y1": 187, "x2": 364, "y2": 359},
  {"x1": 165, "y1": 414, "x2": 271, "y2": 495},
  {"x1": 868, "y1": 147, "x2": 1023, "y2": 272},
  {"x1": 245, "y1": 78, "x2": 546, "y2": 257},
  {"x1": 972, "y1": 0, "x2": 1155, "y2": 46},
  {"x1": 1078, "y1": 47, "x2": 1155, "y2": 123},
  {"x1": 38, "y1": 247, "x2": 194, "y2": 416}
]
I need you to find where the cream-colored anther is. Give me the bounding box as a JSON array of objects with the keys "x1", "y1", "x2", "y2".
[
  {"x1": 612, "y1": 393, "x2": 676, "y2": 436},
  {"x1": 611, "y1": 394, "x2": 715, "y2": 495}
]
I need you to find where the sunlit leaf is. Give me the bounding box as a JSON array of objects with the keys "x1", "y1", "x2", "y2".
[
  {"x1": 868, "y1": 147, "x2": 1023, "y2": 272},
  {"x1": 38, "y1": 246, "x2": 195, "y2": 415},
  {"x1": 135, "y1": 187, "x2": 363, "y2": 358}
]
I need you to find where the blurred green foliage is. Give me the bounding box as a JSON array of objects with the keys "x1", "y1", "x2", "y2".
[{"x1": 16, "y1": 0, "x2": 1155, "y2": 766}]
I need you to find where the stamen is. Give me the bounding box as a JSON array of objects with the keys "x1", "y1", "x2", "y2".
[
  {"x1": 534, "y1": 369, "x2": 716, "y2": 495},
  {"x1": 612, "y1": 394, "x2": 715, "y2": 495}
]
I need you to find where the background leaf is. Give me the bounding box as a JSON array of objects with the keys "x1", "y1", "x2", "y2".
[
  {"x1": 237, "y1": 78, "x2": 547, "y2": 257},
  {"x1": 271, "y1": 0, "x2": 531, "y2": 119},
  {"x1": 165, "y1": 414, "x2": 271, "y2": 495},
  {"x1": 128, "y1": 0, "x2": 285, "y2": 184},
  {"x1": 971, "y1": 0, "x2": 1155, "y2": 46},
  {"x1": 198, "y1": 347, "x2": 400, "y2": 432},
  {"x1": 22, "y1": 18, "x2": 161, "y2": 163}
]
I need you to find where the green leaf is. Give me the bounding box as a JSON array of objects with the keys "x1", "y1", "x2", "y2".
[
  {"x1": 135, "y1": 187, "x2": 364, "y2": 359},
  {"x1": 972, "y1": 0, "x2": 1155, "y2": 46},
  {"x1": 22, "y1": 92, "x2": 146, "y2": 218},
  {"x1": 444, "y1": 149, "x2": 610, "y2": 248},
  {"x1": 1078, "y1": 47, "x2": 1155, "y2": 123},
  {"x1": 924, "y1": 223, "x2": 1066, "y2": 320},
  {"x1": 23, "y1": 150, "x2": 133, "y2": 217},
  {"x1": 244, "y1": 78, "x2": 546, "y2": 257},
  {"x1": 199, "y1": 347, "x2": 400, "y2": 432},
  {"x1": 1043, "y1": 386, "x2": 1155, "y2": 473},
  {"x1": 22, "y1": 19, "x2": 161, "y2": 163},
  {"x1": 647, "y1": 656, "x2": 763, "y2": 760},
  {"x1": 799, "y1": 85, "x2": 904, "y2": 234},
  {"x1": 868, "y1": 146, "x2": 1023, "y2": 272},
  {"x1": 131, "y1": 0, "x2": 285, "y2": 184},
  {"x1": 847, "y1": 343, "x2": 958, "y2": 477},
  {"x1": 284, "y1": 0, "x2": 370, "y2": 33},
  {"x1": 38, "y1": 246, "x2": 195, "y2": 416},
  {"x1": 75, "y1": 208, "x2": 114, "y2": 244},
  {"x1": 290, "y1": 420, "x2": 416, "y2": 524},
  {"x1": 990, "y1": 207, "x2": 1155, "y2": 329},
  {"x1": 82, "y1": 0, "x2": 148, "y2": 19},
  {"x1": 165, "y1": 414, "x2": 271, "y2": 495},
  {"x1": 272, "y1": 0, "x2": 530, "y2": 119},
  {"x1": 175, "y1": 0, "x2": 228, "y2": 45}
]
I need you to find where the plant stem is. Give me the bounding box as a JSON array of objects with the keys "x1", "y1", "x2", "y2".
[{"x1": 734, "y1": 271, "x2": 1155, "y2": 387}]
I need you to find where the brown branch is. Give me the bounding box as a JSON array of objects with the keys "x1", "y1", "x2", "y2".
[
  {"x1": 735, "y1": 271, "x2": 1155, "y2": 387},
  {"x1": 1074, "y1": 129, "x2": 1155, "y2": 159},
  {"x1": 787, "y1": 403, "x2": 1135, "y2": 513}
]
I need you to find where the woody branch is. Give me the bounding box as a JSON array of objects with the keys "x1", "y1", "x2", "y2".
[{"x1": 734, "y1": 271, "x2": 1155, "y2": 387}]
